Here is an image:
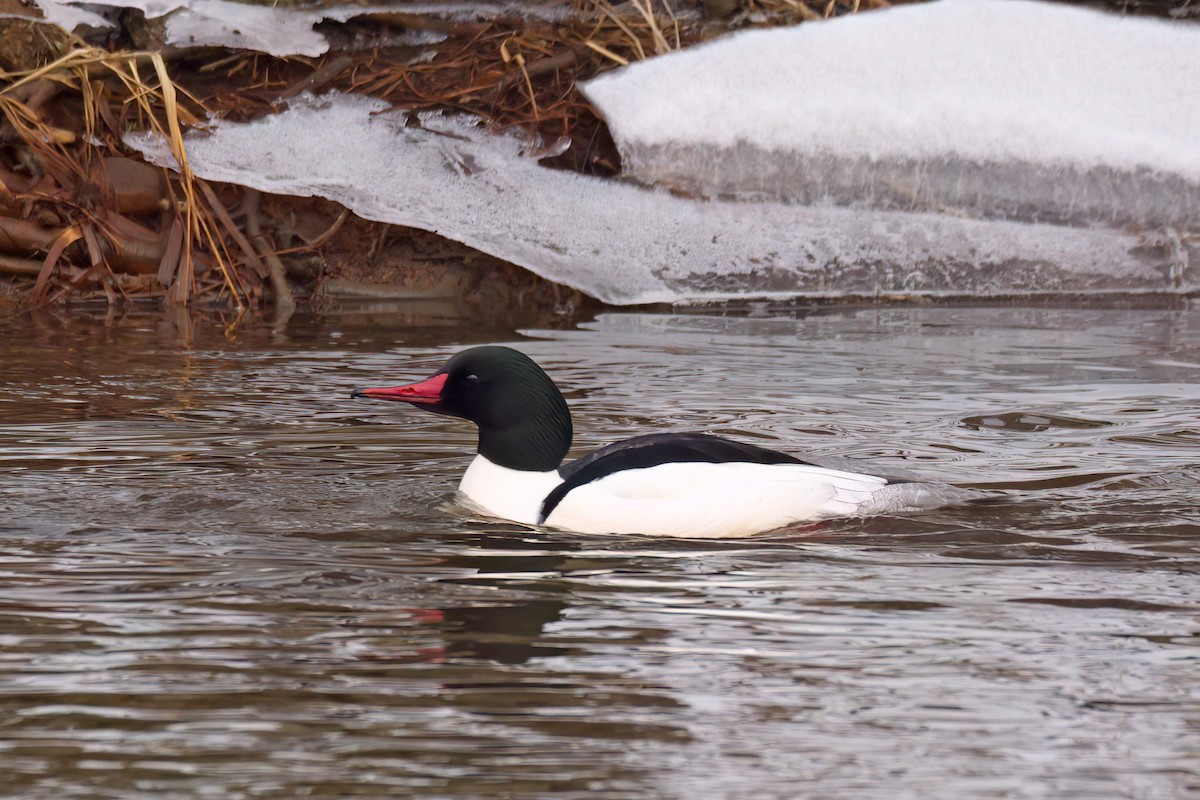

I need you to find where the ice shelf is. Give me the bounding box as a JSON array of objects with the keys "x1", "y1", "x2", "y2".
[{"x1": 128, "y1": 93, "x2": 1196, "y2": 306}]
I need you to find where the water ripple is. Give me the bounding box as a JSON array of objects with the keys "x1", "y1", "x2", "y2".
[{"x1": 1, "y1": 306, "x2": 1198, "y2": 799}]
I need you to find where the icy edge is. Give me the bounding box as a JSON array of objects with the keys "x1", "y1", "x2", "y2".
[{"x1": 126, "y1": 94, "x2": 1196, "y2": 306}]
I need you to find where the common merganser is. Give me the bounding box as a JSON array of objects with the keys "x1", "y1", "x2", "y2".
[{"x1": 352, "y1": 346, "x2": 969, "y2": 538}]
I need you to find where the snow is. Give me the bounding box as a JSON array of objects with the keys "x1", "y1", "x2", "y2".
[
  {"x1": 30, "y1": 1, "x2": 564, "y2": 57},
  {"x1": 164, "y1": 0, "x2": 331, "y2": 57},
  {"x1": 21, "y1": 0, "x2": 112, "y2": 31},
  {"x1": 585, "y1": 0, "x2": 1200, "y2": 172},
  {"x1": 583, "y1": 0, "x2": 1200, "y2": 229}
]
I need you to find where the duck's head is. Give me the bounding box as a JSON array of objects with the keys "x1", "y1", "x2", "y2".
[{"x1": 352, "y1": 346, "x2": 572, "y2": 472}]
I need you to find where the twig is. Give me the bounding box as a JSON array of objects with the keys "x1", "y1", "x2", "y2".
[
  {"x1": 278, "y1": 56, "x2": 355, "y2": 101},
  {"x1": 582, "y1": 40, "x2": 629, "y2": 66},
  {"x1": 495, "y1": 47, "x2": 583, "y2": 95},
  {"x1": 242, "y1": 189, "x2": 295, "y2": 314},
  {"x1": 273, "y1": 208, "x2": 351, "y2": 255},
  {"x1": 196, "y1": 178, "x2": 268, "y2": 277}
]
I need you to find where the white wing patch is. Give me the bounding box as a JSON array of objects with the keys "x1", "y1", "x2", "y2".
[{"x1": 543, "y1": 461, "x2": 889, "y2": 538}]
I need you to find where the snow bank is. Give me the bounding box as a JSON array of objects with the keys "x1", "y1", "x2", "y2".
[{"x1": 582, "y1": 0, "x2": 1200, "y2": 230}]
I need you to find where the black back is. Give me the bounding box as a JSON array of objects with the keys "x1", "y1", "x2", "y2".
[{"x1": 538, "y1": 432, "x2": 818, "y2": 523}]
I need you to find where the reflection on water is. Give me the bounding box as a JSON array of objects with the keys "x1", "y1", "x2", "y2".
[{"x1": 1, "y1": 304, "x2": 1198, "y2": 799}]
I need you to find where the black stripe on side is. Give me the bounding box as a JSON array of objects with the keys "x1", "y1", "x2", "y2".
[{"x1": 538, "y1": 432, "x2": 818, "y2": 524}]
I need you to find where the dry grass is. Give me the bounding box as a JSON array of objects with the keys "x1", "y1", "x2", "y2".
[
  {"x1": 332, "y1": 0, "x2": 899, "y2": 174},
  {"x1": 335, "y1": 1, "x2": 710, "y2": 175},
  {"x1": 0, "y1": 48, "x2": 263, "y2": 307}
]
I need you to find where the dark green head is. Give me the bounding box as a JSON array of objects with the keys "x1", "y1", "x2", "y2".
[{"x1": 352, "y1": 346, "x2": 573, "y2": 472}]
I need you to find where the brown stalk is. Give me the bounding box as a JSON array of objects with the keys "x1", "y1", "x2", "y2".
[
  {"x1": 495, "y1": 47, "x2": 584, "y2": 94},
  {"x1": 156, "y1": 216, "x2": 184, "y2": 286},
  {"x1": 196, "y1": 179, "x2": 268, "y2": 278},
  {"x1": 0, "y1": 254, "x2": 41, "y2": 276},
  {"x1": 32, "y1": 225, "x2": 83, "y2": 304},
  {"x1": 0, "y1": 216, "x2": 61, "y2": 252}
]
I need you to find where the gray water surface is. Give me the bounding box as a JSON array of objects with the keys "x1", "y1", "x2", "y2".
[{"x1": 1, "y1": 305, "x2": 1198, "y2": 799}]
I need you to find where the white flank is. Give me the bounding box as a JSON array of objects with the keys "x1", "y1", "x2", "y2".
[
  {"x1": 456, "y1": 453, "x2": 972, "y2": 538},
  {"x1": 543, "y1": 462, "x2": 889, "y2": 539}
]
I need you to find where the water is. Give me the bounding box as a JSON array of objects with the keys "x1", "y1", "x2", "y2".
[{"x1": 1, "y1": 303, "x2": 1198, "y2": 799}]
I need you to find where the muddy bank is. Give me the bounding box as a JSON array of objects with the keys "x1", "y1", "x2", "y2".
[{"x1": 306, "y1": 199, "x2": 598, "y2": 318}]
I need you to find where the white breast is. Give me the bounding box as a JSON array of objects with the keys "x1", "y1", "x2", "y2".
[
  {"x1": 542, "y1": 461, "x2": 891, "y2": 538},
  {"x1": 458, "y1": 454, "x2": 561, "y2": 525}
]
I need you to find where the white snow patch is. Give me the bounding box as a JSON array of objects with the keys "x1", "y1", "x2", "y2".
[
  {"x1": 165, "y1": 0, "x2": 330, "y2": 56},
  {"x1": 30, "y1": 1, "x2": 566, "y2": 57},
  {"x1": 127, "y1": 93, "x2": 1195, "y2": 305},
  {"x1": 584, "y1": 0, "x2": 1200, "y2": 175},
  {"x1": 582, "y1": 0, "x2": 1200, "y2": 229},
  {"x1": 22, "y1": 0, "x2": 114, "y2": 31}
]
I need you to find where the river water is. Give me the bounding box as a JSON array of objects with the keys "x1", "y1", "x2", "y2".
[{"x1": 1, "y1": 303, "x2": 1197, "y2": 799}]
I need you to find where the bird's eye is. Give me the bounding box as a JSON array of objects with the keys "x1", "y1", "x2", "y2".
[{"x1": 463, "y1": 374, "x2": 481, "y2": 386}]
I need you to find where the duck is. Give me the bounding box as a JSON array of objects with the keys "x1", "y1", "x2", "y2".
[{"x1": 352, "y1": 345, "x2": 970, "y2": 538}]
